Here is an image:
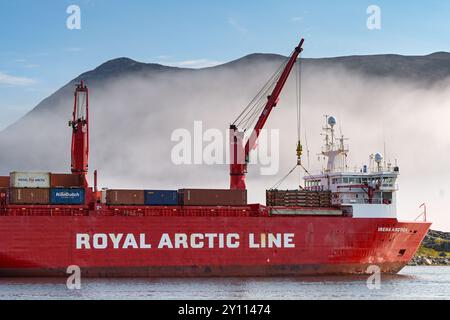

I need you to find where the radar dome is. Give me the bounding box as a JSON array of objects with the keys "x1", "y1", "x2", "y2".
[
  {"x1": 374, "y1": 153, "x2": 383, "y2": 163},
  {"x1": 328, "y1": 116, "x2": 336, "y2": 127}
]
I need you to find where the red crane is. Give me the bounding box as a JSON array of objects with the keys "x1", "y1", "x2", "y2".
[
  {"x1": 69, "y1": 81, "x2": 89, "y2": 187},
  {"x1": 229, "y1": 38, "x2": 304, "y2": 190}
]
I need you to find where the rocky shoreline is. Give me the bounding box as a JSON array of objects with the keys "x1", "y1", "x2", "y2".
[
  {"x1": 408, "y1": 255, "x2": 450, "y2": 266},
  {"x1": 408, "y1": 229, "x2": 450, "y2": 266}
]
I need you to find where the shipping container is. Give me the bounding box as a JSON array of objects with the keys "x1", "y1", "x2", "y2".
[
  {"x1": 9, "y1": 188, "x2": 50, "y2": 204},
  {"x1": 0, "y1": 176, "x2": 9, "y2": 188},
  {"x1": 106, "y1": 189, "x2": 145, "y2": 205},
  {"x1": 144, "y1": 190, "x2": 178, "y2": 206},
  {"x1": 50, "y1": 173, "x2": 84, "y2": 188},
  {"x1": 10, "y1": 172, "x2": 50, "y2": 188},
  {"x1": 101, "y1": 190, "x2": 107, "y2": 204},
  {"x1": 178, "y1": 189, "x2": 247, "y2": 206},
  {"x1": 50, "y1": 188, "x2": 85, "y2": 205},
  {"x1": 0, "y1": 188, "x2": 7, "y2": 206}
]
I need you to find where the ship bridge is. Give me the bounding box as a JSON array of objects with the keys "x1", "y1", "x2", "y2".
[{"x1": 303, "y1": 116, "x2": 400, "y2": 219}]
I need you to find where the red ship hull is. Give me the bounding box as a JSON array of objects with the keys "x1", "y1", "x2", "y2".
[{"x1": 0, "y1": 205, "x2": 430, "y2": 277}]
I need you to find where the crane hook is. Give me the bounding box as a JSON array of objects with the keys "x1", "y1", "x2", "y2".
[{"x1": 296, "y1": 140, "x2": 303, "y2": 165}]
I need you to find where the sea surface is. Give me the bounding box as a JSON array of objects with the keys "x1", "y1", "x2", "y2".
[{"x1": 0, "y1": 266, "x2": 449, "y2": 300}]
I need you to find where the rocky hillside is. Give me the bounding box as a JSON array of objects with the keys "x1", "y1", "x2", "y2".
[{"x1": 411, "y1": 230, "x2": 450, "y2": 266}]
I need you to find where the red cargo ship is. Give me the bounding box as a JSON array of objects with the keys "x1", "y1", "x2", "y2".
[{"x1": 0, "y1": 38, "x2": 430, "y2": 277}]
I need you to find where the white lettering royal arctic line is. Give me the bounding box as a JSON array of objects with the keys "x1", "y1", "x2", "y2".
[
  {"x1": 76, "y1": 233, "x2": 151, "y2": 249},
  {"x1": 75, "y1": 233, "x2": 296, "y2": 249}
]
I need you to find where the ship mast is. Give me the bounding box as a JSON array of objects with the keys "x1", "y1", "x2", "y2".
[
  {"x1": 321, "y1": 115, "x2": 348, "y2": 173},
  {"x1": 69, "y1": 81, "x2": 89, "y2": 187}
]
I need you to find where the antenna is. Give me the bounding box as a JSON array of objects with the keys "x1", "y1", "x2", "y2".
[
  {"x1": 304, "y1": 131, "x2": 310, "y2": 170},
  {"x1": 375, "y1": 153, "x2": 383, "y2": 172}
]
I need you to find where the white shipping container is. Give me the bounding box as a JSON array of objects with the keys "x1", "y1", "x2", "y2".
[
  {"x1": 101, "y1": 190, "x2": 107, "y2": 204},
  {"x1": 10, "y1": 172, "x2": 51, "y2": 188}
]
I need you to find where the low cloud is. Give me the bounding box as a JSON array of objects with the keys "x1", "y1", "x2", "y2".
[
  {"x1": 173, "y1": 59, "x2": 223, "y2": 68},
  {"x1": 157, "y1": 59, "x2": 224, "y2": 69},
  {"x1": 1, "y1": 55, "x2": 449, "y2": 230},
  {"x1": 0, "y1": 72, "x2": 35, "y2": 86}
]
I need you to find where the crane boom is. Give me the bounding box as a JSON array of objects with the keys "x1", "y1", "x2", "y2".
[
  {"x1": 230, "y1": 38, "x2": 304, "y2": 190},
  {"x1": 70, "y1": 81, "x2": 89, "y2": 187}
]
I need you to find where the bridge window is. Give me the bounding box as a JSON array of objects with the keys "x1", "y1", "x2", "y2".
[{"x1": 332, "y1": 178, "x2": 342, "y2": 184}]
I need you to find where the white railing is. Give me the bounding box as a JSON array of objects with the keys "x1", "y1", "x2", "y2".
[{"x1": 342, "y1": 198, "x2": 390, "y2": 205}]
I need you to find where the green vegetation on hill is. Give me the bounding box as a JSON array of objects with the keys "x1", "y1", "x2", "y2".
[
  {"x1": 410, "y1": 230, "x2": 450, "y2": 265},
  {"x1": 416, "y1": 245, "x2": 447, "y2": 258}
]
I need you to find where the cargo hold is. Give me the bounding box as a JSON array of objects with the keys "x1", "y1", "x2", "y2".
[{"x1": 266, "y1": 190, "x2": 332, "y2": 207}]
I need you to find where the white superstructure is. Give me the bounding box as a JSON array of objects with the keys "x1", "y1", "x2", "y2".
[{"x1": 303, "y1": 116, "x2": 399, "y2": 218}]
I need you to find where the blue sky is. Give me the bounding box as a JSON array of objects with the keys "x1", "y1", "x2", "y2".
[{"x1": 0, "y1": 0, "x2": 449, "y2": 129}]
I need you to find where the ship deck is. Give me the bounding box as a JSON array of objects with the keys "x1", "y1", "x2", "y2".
[{"x1": 0, "y1": 204, "x2": 343, "y2": 217}]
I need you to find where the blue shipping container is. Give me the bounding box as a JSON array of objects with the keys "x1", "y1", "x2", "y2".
[
  {"x1": 50, "y1": 188, "x2": 85, "y2": 205},
  {"x1": 144, "y1": 190, "x2": 178, "y2": 205}
]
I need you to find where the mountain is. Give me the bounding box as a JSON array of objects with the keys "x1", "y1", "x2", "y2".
[{"x1": 0, "y1": 51, "x2": 449, "y2": 228}]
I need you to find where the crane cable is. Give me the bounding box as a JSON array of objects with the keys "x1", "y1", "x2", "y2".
[
  {"x1": 269, "y1": 163, "x2": 298, "y2": 190},
  {"x1": 295, "y1": 55, "x2": 303, "y2": 188},
  {"x1": 233, "y1": 53, "x2": 292, "y2": 131},
  {"x1": 270, "y1": 55, "x2": 309, "y2": 190}
]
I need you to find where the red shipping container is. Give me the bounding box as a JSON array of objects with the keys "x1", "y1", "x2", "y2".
[
  {"x1": 106, "y1": 190, "x2": 145, "y2": 205},
  {"x1": 0, "y1": 176, "x2": 9, "y2": 188},
  {"x1": 0, "y1": 188, "x2": 7, "y2": 206},
  {"x1": 9, "y1": 188, "x2": 50, "y2": 205},
  {"x1": 178, "y1": 189, "x2": 247, "y2": 206},
  {"x1": 50, "y1": 173, "x2": 84, "y2": 188}
]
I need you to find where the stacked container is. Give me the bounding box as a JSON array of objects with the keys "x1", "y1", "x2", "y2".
[
  {"x1": 10, "y1": 188, "x2": 50, "y2": 204},
  {"x1": 0, "y1": 176, "x2": 9, "y2": 206},
  {"x1": 0, "y1": 176, "x2": 9, "y2": 188},
  {"x1": 50, "y1": 173, "x2": 85, "y2": 205},
  {"x1": 7, "y1": 172, "x2": 86, "y2": 205},
  {"x1": 9, "y1": 172, "x2": 50, "y2": 205},
  {"x1": 10, "y1": 172, "x2": 50, "y2": 189},
  {"x1": 144, "y1": 190, "x2": 178, "y2": 206},
  {"x1": 51, "y1": 173, "x2": 84, "y2": 188},
  {"x1": 178, "y1": 189, "x2": 247, "y2": 206},
  {"x1": 50, "y1": 189, "x2": 85, "y2": 205},
  {"x1": 106, "y1": 190, "x2": 145, "y2": 205}
]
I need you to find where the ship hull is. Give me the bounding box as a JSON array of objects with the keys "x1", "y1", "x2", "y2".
[
  {"x1": 0, "y1": 262, "x2": 408, "y2": 277},
  {"x1": 0, "y1": 211, "x2": 430, "y2": 277}
]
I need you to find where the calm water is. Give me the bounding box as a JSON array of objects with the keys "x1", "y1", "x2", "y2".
[{"x1": 0, "y1": 266, "x2": 449, "y2": 300}]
